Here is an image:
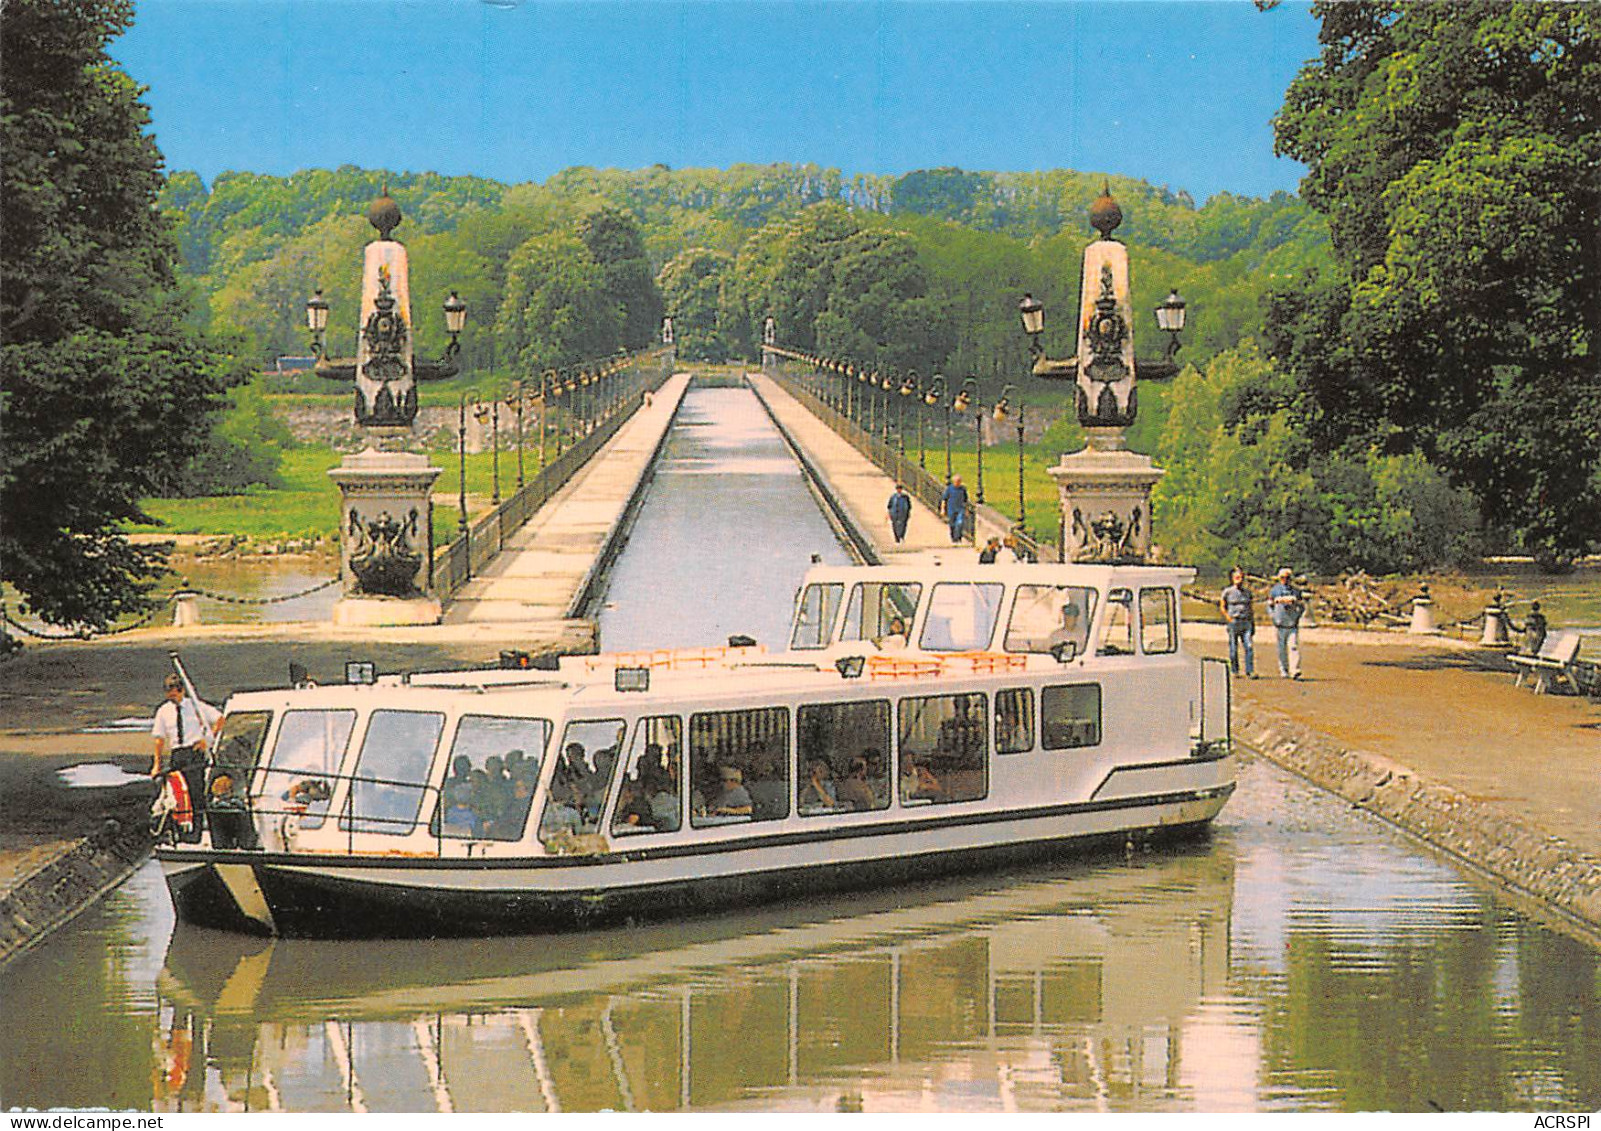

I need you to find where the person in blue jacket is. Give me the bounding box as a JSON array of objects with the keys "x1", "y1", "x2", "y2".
[
  {"x1": 940, "y1": 476, "x2": 970, "y2": 543},
  {"x1": 886, "y1": 484, "x2": 912, "y2": 543}
]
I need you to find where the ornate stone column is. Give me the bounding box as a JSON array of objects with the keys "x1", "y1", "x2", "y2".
[
  {"x1": 1043, "y1": 188, "x2": 1166, "y2": 564},
  {"x1": 318, "y1": 191, "x2": 459, "y2": 625}
]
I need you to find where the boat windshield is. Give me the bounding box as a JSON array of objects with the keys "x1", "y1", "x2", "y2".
[
  {"x1": 790, "y1": 582, "x2": 844, "y2": 650},
  {"x1": 259, "y1": 709, "x2": 356, "y2": 829},
  {"x1": 918, "y1": 583, "x2": 1005, "y2": 652},
  {"x1": 435, "y1": 715, "x2": 551, "y2": 841},
  {"x1": 340, "y1": 710, "x2": 446, "y2": 836},
  {"x1": 841, "y1": 582, "x2": 921, "y2": 646},
  {"x1": 1004, "y1": 584, "x2": 1099, "y2": 655}
]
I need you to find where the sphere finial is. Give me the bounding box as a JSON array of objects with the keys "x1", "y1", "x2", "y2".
[
  {"x1": 1089, "y1": 180, "x2": 1122, "y2": 240},
  {"x1": 368, "y1": 184, "x2": 402, "y2": 240}
]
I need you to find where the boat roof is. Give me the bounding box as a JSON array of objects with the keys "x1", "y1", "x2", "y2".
[{"x1": 798, "y1": 558, "x2": 1196, "y2": 587}]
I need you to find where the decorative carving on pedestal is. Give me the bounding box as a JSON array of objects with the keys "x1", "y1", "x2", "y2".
[{"x1": 346, "y1": 507, "x2": 424, "y2": 597}]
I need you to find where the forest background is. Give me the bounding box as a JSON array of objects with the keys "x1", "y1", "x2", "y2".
[{"x1": 4, "y1": 1, "x2": 1596, "y2": 634}]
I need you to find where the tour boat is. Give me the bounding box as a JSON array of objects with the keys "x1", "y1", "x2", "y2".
[{"x1": 156, "y1": 559, "x2": 1235, "y2": 938}]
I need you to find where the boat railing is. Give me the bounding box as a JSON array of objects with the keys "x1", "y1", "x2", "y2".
[
  {"x1": 867, "y1": 652, "x2": 1031, "y2": 680},
  {"x1": 580, "y1": 644, "x2": 767, "y2": 673}
]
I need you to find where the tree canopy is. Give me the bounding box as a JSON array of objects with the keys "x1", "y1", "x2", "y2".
[
  {"x1": 1, "y1": 0, "x2": 249, "y2": 631},
  {"x1": 1254, "y1": 1, "x2": 1600, "y2": 566}
]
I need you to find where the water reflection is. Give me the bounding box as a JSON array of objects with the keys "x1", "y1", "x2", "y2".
[{"x1": 146, "y1": 844, "x2": 1232, "y2": 1112}]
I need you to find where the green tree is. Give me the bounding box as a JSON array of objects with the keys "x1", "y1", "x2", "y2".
[
  {"x1": 657, "y1": 247, "x2": 736, "y2": 362},
  {"x1": 0, "y1": 0, "x2": 247, "y2": 632},
  {"x1": 494, "y1": 231, "x2": 620, "y2": 371},
  {"x1": 1260, "y1": 1, "x2": 1600, "y2": 566},
  {"x1": 577, "y1": 206, "x2": 663, "y2": 350}
]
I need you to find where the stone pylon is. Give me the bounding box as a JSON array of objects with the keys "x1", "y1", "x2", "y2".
[
  {"x1": 326, "y1": 192, "x2": 444, "y2": 625},
  {"x1": 1046, "y1": 189, "x2": 1165, "y2": 564}
]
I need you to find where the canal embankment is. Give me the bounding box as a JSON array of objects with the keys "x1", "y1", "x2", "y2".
[
  {"x1": 1190, "y1": 627, "x2": 1601, "y2": 941},
  {"x1": 754, "y1": 365, "x2": 1601, "y2": 942}
]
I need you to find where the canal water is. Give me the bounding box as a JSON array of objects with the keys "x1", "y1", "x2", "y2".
[{"x1": 2, "y1": 384, "x2": 1597, "y2": 1113}]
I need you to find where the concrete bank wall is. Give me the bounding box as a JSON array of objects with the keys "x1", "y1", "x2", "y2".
[
  {"x1": 0, "y1": 827, "x2": 149, "y2": 968},
  {"x1": 1236, "y1": 703, "x2": 1601, "y2": 941}
]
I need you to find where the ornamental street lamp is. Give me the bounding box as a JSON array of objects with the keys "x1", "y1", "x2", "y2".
[
  {"x1": 508, "y1": 381, "x2": 525, "y2": 489},
  {"x1": 1155, "y1": 289, "x2": 1187, "y2": 361},
  {"x1": 457, "y1": 395, "x2": 468, "y2": 537},
  {"x1": 473, "y1": 401, "x2": 500, "y2": 506},
  {"x1": 1018, "y1": 293, "x2": 1044, "y2": 367},
  {"x1": 925, "y1": 374, "x2": 947, "y2": 475},
  {"x1": 306, "y1": 288, "x2": 330, "y2": 357},
  {"x1": 995, "y1": 384, "x2": 1026, "y2": 526},
  {"x1": 897, "y1": 371, "x2": 916, "y2": 457}
]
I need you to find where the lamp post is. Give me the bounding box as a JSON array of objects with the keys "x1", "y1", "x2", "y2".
[
  {"x1": 1155, "y1": 289, "x2": 1187, "y2": 361},
  {"x1": 924, "y1": 375, "x2": 946, "y2": 474},
  {"x1": 994, "y1": 384, "x2": 1026, "y2": 526},
  {"x1": 473, "y1": 401, "x2": 500, "y2": 506},
  {"x1": 457, "y1": 395, "x2": 468, "y2": 538},
  {"x1": 897, "y1": 371, "x2": 915, "y2": 457},
  {"x1": 953, "y1": 377, "x2": 975, "y2": 492},
  {"x1": 878, "y1": 370, "x2": 892, "y2": 445},
  {"x1": 306, "y1": 288, "x2": 330, "y2": 358},
  {"x1": 1018, "y1": 293, "x2": 1044, "y2": 368},
  {"x1": 509, "y1": 381, "x2": 525, "y2": 489}
]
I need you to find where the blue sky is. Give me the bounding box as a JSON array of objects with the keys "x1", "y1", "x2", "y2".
[{"x1": 114, "y1": 1, "x2": 1321, "y2": 203}]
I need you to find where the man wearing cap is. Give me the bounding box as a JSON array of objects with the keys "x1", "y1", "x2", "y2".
[
  {"x1": 151, "y1": 673, "x2": 224, "y2": 841},
  {"x1": 710, "y1": 765, "x2": 753, "y2": 817},
  {"x1": 1268, "y1": 568, "x2": 1306, "y2": 680}
]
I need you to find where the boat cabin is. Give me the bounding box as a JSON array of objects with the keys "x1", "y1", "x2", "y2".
[{"x1": 201, "y1": 561, "x2": 1230, "y2": 865}]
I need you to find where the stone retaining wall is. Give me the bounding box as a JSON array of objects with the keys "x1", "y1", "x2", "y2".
[
  {"x1": 1236, "y1": 702, "x2": 1601, "y2": 940},
  {"x1": 0, "y1": 825, "x2": 150, "y2": 967}
]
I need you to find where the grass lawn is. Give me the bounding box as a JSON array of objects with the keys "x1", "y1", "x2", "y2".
[{"x1": 133, "y1": 446, "x2": 548, "y2": 547}]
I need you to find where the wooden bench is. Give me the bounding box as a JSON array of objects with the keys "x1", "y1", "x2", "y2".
[{"x1": 1508, "y1": 629, "x2": 1584, "y2": 695}]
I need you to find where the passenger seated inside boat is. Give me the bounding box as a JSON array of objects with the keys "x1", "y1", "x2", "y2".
[
  {"x1": 877, "y1": 617, "x2": 909, "y2": 650},
  {"x1": 709, "y1": 765, "x2": 753, "y2": 818},
  {"x1": 206, "y1": 771, "x2": 259, "y2": 850},
  {"x1": 1099, "y1": 588, "x2": 1136, "y2": 655},
  {"x1": 613, "y1": 772, "x2": 656, "y2": 830},
  {"x1": 1003, "y1": 584, "x2": 1098, "y2": 655},
  {"x1": 835, "y1": 751, "x2": 886, "y2": 811},
  {"x1": 798, "y1": 758, "x2": 839, "y2": 813},
  {"x1": 900, "y1": 756, "x2": 943, "y2": 803}
]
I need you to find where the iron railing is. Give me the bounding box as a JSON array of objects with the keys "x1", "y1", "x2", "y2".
[{"x1": 434, "y1": 348, "x2": 674, "y2": 600}]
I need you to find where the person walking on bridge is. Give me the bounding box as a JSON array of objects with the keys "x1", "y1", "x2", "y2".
[
  {"x1": 940, "y1": 475, "x2": 970, "y2": 543},
  {"x1": 886, "y1": 484, "x2": 912, "y2": 543}
]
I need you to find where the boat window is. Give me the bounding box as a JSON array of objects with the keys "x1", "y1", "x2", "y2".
[
  {"x1": 897, "y1": 693, "x2": 988, "y2": 805},
  {"x1": 797, "y1": 700, "x2": 891, "y2": 815},
  {"x1": 341, "y1": 710, "x2": 445, "y2": 836},
  {"x1": 261, "y1": 709, "x2": 356, "y2": 829},
  {"x1": 1042, "y1": 684, "x2": 1102, "y2": 749},
  {"x1": 790, "y1": 583, "x2": 844, "y2": 650},
  {"x1": 1099, "y1": 588, "x2": 1136, "y2": 656},
  {"x1": 919, "y1": 583, "x2": 1005, "y2": 652},
  {"x1": 1004, "y1": 585, "x2": 1099, "y2": 655},
  {"x1": 214, "y1": 711, "x2": 271, "y2": 777},
  {"x1": 840, "y1": 582, "x2": 922, "y2": 644},
  {"x1": 540, "y1": 719, "x2": 625, "y2": 848},
  {"x1": 1140, "y1": 588, "x2": 1177, "y2": 654},
  {"x1": 612, "y1": 715, "x2": 684, "y2": 836},
  {"x1": 689, "y1": 707, "x2": 789, "y2": 826},
  {"x1": 995, "y1": 689, "x2": 1035, "y2": 754},
  {"x1": 436, "y1": 715, "x2": 551, "y2": 841}
]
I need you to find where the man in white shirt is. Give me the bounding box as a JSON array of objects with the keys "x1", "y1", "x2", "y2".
[{"x1": 151, "y1": 673, "x2": 223, "y2": 841}]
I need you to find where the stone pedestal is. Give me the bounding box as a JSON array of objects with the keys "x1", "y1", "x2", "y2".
[
  {"x1": 1047, "y1": 430, "x2": 1165, "y2": 564},
  {"x1": 327, "y1": 448, "x2": 443, "y2": 626}
]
